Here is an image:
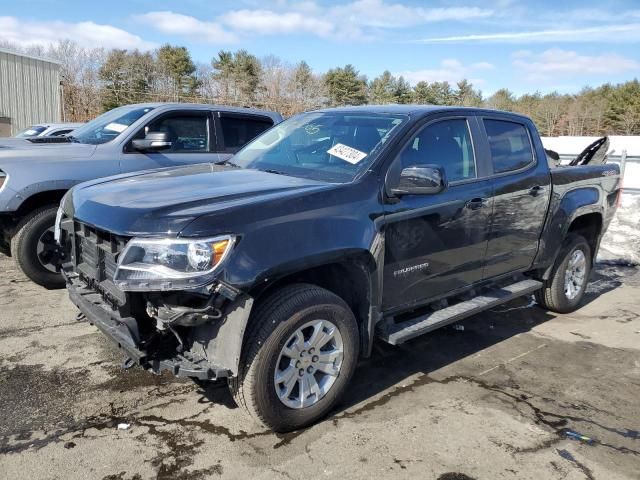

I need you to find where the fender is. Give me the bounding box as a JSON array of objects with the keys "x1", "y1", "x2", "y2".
[
  {"x1": 7, "y1": 180, "x2": 79, "y2": 212},
  {"x1": 200, "y1": 247, "x2": 381, "y2": 374},
  {"x1": 533, "y1": 186, "x2": 603, "y2": 278}
]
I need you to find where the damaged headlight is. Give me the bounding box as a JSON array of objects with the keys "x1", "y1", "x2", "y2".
[{"x1": 114, "y1": 235, "x2": 235, "y2": 291}]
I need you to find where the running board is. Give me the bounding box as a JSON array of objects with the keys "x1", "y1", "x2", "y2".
[{"x1": 377, "y1": 279, "x2": 542, "y2": 345}]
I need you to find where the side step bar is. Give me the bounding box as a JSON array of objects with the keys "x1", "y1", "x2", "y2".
[{"x1": 377, "y1": 279, "x2": 542, "y2": 345}]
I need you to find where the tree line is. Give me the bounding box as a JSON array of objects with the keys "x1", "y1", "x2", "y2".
[{"x1": 2, "y1": 40, "x2": 640, "y2": 136}]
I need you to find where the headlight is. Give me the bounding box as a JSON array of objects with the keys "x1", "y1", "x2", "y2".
[
  {"x1": 54, "y1": 207, "x2": 64, "y2": 244},
  {"x1": 114, "y1": 235, "x2": 235, "y2": 291}
]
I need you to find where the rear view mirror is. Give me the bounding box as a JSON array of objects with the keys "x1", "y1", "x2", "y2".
[
  {"x1": 391, "y1": 165, "x2": 447, "y2": 196},
  {"x1": 131, "y1": 132, "x2": 172, "y2": 152}
]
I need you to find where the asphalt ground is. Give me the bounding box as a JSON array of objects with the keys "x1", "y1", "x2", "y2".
[{"x1": 0, "y1": 254, "x2": 639, "y2": 480}]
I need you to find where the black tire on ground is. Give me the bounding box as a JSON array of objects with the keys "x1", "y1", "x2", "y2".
[
  {"x1": 230, "y1": 283, "x2": 359, "y2": 432},
  {"x1": 535, "y1": 233, "x2": 591, "y2": 314},
  {"x1": 10, "y1": 206, "x2": 65, "y2": 289}
]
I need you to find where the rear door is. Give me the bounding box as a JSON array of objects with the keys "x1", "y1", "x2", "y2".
[
  {"x1": 121, "y1": 110, "x2": 223, "y2": 171},
  {"x1": 479, "y1": 117, "x2": 551, "y2": 279},
  {"x1": 382, "y1": 115, "x2": 493, "y2": 311}
]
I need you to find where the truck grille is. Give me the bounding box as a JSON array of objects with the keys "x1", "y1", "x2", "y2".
[
  {"x1": 73, "y1": 222, "x2": 128, "y2": 281},
  {"x1": 61, "y1": 218, "x2": 129, "y2": 306}
]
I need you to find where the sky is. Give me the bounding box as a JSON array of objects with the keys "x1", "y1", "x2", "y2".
[{"x1": 1, "y1": 0, "x2": 639, "y2": 96}]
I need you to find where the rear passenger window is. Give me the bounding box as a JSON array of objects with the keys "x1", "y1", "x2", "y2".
[
  {"x1": 220, "y1": 115, "x2": 273, "y2": 151},
  {"x1": 484, "y1": 119, "x2": 534, "y2": 173},
  {"x1": 398, "y1": 118, "x2": 476, "y2": 182}
]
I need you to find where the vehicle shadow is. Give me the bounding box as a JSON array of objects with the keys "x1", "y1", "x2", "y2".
[
  {"x1": 334, "y1": 297, "x2": 555, "y2": 415},
  {"x1": 194, "y1": 264, "x2": 633, "y2": 420}
]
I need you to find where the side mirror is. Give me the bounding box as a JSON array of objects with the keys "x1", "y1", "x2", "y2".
[
  {"x1": 391, "y1": 165, "x2": 447, "y2": 196},
  {"x1": 131, "y1": 132, "x2": 172, "y2": 152}
]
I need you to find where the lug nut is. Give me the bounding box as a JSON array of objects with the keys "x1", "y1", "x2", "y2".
[
  {"x1": 312, "y1": 355, "x2": 319, "y2": 362},
  {"x1": 295, "y1": 360, "x2": 301, "y2": 368},
  {"x1": 309, "y1": 347, "x2": 315, "y2": 354},
  {"x1": 299, "y1": 369, "x2": 305, "y2": 376},
  {"x1": 307, "y1": 366, "x2": 314, "y2": 373}
]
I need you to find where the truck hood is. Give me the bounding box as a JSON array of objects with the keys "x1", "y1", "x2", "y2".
[
  {"x1": 69, "y1": 163, "x2": 333, "y2": 236},
  {"x1": 0, "y1": 142, "x2": 97, "y2": 163}
]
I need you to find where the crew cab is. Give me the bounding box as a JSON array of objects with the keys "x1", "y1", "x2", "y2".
[
  {"x1": 57, "y1": 106, "x2": 621, "y2": 432},
  {"x1": 0, "y1": 103, "x2": 282, "y2": 288}
]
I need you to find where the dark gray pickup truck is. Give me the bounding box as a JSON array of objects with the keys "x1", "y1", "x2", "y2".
[
  {"x1": 0, "y1": 103, "x2": 282, "y2": 288},
  {"x1": 58, "y1": 106, "x2": 620, "y2": 431}
]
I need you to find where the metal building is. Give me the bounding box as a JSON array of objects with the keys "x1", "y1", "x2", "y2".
[{"x1": 0, "y1": 48, "x2": 61, "y2": 137}]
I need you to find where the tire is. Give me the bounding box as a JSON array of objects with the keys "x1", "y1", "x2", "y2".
[
  {"x1": 10, "y1": 206, "x2": 65, "y2": 289},
  {"x1": 535, "y1": 233, "x2": 591, "y2": 314},
  {"x1": 230, "y1": 283, "x2": 359, "y2": 432}
]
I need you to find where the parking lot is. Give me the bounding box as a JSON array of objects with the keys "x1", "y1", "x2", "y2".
[{"x1": 0, "y1": 253, "x2": 638, "y2": 479}]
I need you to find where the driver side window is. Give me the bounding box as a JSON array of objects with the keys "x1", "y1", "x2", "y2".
[
  {"x1": 133, "y1": 112, "x2": 210, "y2": 153},
  {"x1": 398, "y1": 118, "x2": 476, "y2": 183}
]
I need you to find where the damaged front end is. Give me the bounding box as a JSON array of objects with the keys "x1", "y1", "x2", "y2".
[{"x1": 60, "y1": 218, "x2": 253, "y2": 380}]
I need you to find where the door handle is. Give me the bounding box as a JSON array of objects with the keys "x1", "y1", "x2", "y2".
[
  {"x1": 465, "y1": 198, "x2": 488, "y2": 210},
  {"x1": 529, "y1": 185, "x2": 545, "y2": 196}
]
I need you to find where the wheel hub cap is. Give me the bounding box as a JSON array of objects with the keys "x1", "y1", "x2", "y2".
[
  {"x1": 274, "y1": 319, "x2": 344, "y2": 409},
  {"x1": 564, "y1": 249, "x2": 587, "y2": 300},
  {"x1": 36, "y1": 226, "x2": 59, "y2": 273}
]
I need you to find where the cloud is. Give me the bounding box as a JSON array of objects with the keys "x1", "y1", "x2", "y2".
[
  {"x1": 415, "y1": 23, "x2": 640, "y2": 43},
  {"x1": 330, "y1": 0, "x2": 493, "y2": 28},
  {"x1": 0, "y1": 16, "x2": 155, "y2": 50},
  {"x1": 134, "y1": 11, "x2": 237, "y2": 43},
  {"x1": 139, "y1": 1, "x2": 496, "y2": 43},
  {"x1": 219, "y1": 9, "x2": 334, "y2": 36},
  {"x1": 513, "y1": 48, "x2": 640, "y2": 82},
  {"x1": 394, "y1": 59, "x2": 493, "y2": 86}
]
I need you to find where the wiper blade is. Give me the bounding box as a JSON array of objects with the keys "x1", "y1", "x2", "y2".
[
  {"x1": 262, "y1": 169, "x2": 285, "y2": 175},
  {"x1": 214, "y1": 159, "x2": 241, "y2": 168}
]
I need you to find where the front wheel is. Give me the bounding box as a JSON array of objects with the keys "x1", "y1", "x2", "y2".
[
  {"x1": 535, "y1": 233, "x2": 591, "y2": 313},
  {"x1": 230, "y1": 284, "x2": 359, "y2": 432},
  {"x1": 10, "y1": 206, "x2": 65, "y2": 289}
]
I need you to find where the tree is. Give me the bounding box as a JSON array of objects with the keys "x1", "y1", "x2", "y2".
[
  {"x1": 99, "y1": 49, "x2": 154, "y2": 110},
  {"x1": 535, "y1": 92, "x2": 565, "y2": 136},
  {"x1": 324, "y1": 65, "x2": 367, "y2": 106},
  {"x1": 605, "y1": 79, "x2": 640, "y2": 135},
  {"x1": 412, "y1": 81, "x2": 454, "y2": 105},
  {"x1": 369, "y1": 71, "x2": 397, "y2": 104},
  {"x1": 156, "y1": 45, "x2": 198, "y2": 99},
  {"x1": 394, "y1": 76, "x2": 412, "y2": 104},
  {"x1": 486, "y1": 88, "x2": 515, "y2": 111},
  {"x1": 212, "y1": 49, "x2": 262, "y2": 103},
  {"x1": 455, "y1": 79, "x2": 482, "y2": 106}
]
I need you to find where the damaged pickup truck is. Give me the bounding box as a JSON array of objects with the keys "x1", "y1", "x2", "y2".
[{"x1": 57, "y1": 106, "x2": 621, "y2": 431}]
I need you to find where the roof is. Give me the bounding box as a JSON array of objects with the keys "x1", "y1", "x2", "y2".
[
  {"x1": 0, "y1": 47, "x2": 62, "y2": 65},
  {"x1": 312, "y1": 104, "x2": 532, "y2": 120},
  {"x1": 123, "y1": 102, "x2": 282, "y2": 120}
]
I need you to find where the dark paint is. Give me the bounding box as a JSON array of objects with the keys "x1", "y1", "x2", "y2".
[{"x1": 64, "y1": 106, "x2": 620, "y2": 366}]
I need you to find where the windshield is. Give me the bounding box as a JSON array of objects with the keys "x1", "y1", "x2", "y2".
[
  {"x1": 69, "y1": 106, "x2": 155, "y2": 145},
  {"x1": 15, "y1": 126, "x2": 46, "y2": 138},
  {"x1": 231, "y1": 112, "x2": 408, "y2": 182}
]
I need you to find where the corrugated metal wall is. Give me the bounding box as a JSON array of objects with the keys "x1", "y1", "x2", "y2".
[{"x1": 0, "y1": 49, "x2": 61, "y2": 136}]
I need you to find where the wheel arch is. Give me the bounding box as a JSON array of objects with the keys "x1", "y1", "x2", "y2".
[{"x1": 247, "y1": 251, "x2": 377, "y2": 358}]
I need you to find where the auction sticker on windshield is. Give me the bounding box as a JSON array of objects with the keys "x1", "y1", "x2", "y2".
[{"x1": 327, "y1": 143, "x2": 368, "y2": 164}]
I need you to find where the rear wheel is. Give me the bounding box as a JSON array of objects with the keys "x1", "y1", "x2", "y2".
[
  {"x1": 230, "y1": 284, "x2": 359, "y2": 432},
  {"x1": 11, "y1": 206, "x2": 65, "y2": 289},
  {"x1": 535, "y1": 233, "x2": 591, "y2": 313}
]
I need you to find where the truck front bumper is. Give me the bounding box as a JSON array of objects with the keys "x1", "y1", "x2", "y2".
[{"x1": 67, "y1": 278, "x2": 231, "y2": 380}]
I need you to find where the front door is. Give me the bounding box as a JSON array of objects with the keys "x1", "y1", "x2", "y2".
[
  {"x1": 121, "y1": 110, "x2": 223, "y2": 172},
  {"x1": 479, "y1": 117, "x2": 552, "y2": 279},
  {"x1": 382, "y1": 117, "x2": 492, "y2": 312}
]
